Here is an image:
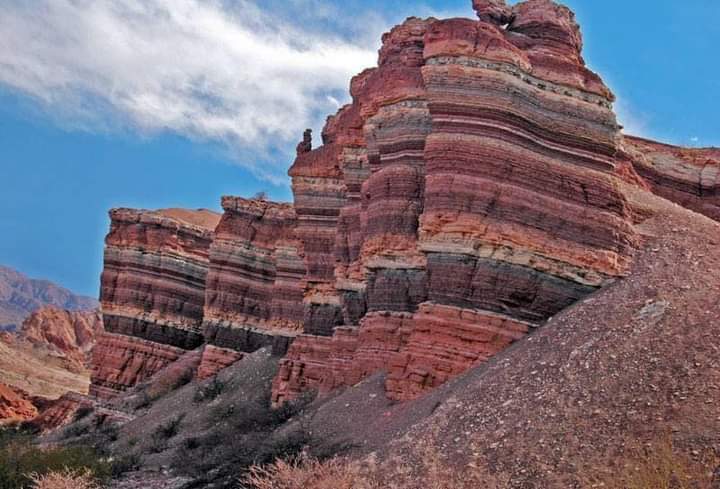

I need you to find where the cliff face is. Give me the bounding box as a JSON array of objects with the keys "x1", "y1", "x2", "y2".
[
  {"x1": 91, "y1": 0, "x2": 718, "y2": 404},
  {"x1": 91, "y1": 208, "x2": 220, "y2": 398},
  {"x1": 202, "y1": 197, "x2": 302, "y2": 354}
]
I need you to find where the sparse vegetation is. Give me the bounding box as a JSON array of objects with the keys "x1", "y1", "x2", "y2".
[
  {"x1": 241, "y1": 439, "x2": 720, "y2": 489},
  {"x1": 29, "y1": 470, "x2": 100, "y2": 489},
  {"x1": 149, "y1": 414, "x2": 185, "y2": 453},
  {"x1": 157, "y1": 414, "x2": 185, "y2": 440},
  {"x1": 0, "y1": 425, "x2": 111, "y2": 489},
  {"x1": 172, "y1": 393, "x2": 314, "y2": 488},
  {"x1": 240, "y1": 446, "x2": 505, "y2": 489},
  {"x1": 73, "y1": 406, "x2": 94, "y2": 421}
]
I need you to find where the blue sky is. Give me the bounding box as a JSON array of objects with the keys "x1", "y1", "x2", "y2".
[{"x1": 0, "y1": 0, "x2": 718, "y2": 297}]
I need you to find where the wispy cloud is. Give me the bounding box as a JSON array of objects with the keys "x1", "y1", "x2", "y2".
[{"x1": 0, "y1": 0, "x2": 378, "y2": 182}]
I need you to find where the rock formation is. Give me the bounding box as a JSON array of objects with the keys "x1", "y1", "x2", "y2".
[
  {"x1": 21, "y1": 307, "x2": 103, "y2": 370},
  {"x1": 91, "y1": 208, "x2": 220, "y2": 398},
  {"x1": 623, "y1": 136, "x2": 719, "y2": 221},
  {"x1": 0, "y1": 383, "x2": 38, "y2": 422},
  {"x1": 0, "y1": 306, "x2": 102, "y2": 421},
  {"x1": 90, "y1": 0, "x2": 719, "y2": 407},
  {"x1": 202, "y1": 197, "x2": 303, "y2": 355},
  {"x1": 272, "y1": 0, "x2": 638, "y2": 404}
]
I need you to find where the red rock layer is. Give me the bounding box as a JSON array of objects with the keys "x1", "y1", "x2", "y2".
[
  {"x1": 32, "y1": 392, "x2": 93, "y2": 431},
  {"x1": 90, "y1": 333, "x2": 185, "y2": 399},
  {"x1": 0, "y1": 382, "x2": 38, "y2": 422},
  {"x1": 385, "y1": 303, "x2": 531, "y2": 400},
  {"x1": 101, "y1": 208, "x2": 219, "y2": 348},
  {"x1": 272, "y1": 313, "x2": 414, "y2": 405},
  {"x1": 202, "y1": 197, "x2": 302, "y2": 354},
  {"x1": 92, "y1": 208, "x2": 219, "y2": 397},
  {"x1": 21, "y1": 307, "x2": 103, "y2": 369},
  {"x1": 196, "y1": 345, "x2": 244, "y2": 380},
  {"x1": 623, "y1": 135, "x2": 720, "y2": 221}
]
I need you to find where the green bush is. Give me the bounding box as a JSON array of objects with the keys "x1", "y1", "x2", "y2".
[{"x1": 0, "y1": 425, "x2": 111, "y2": 489}]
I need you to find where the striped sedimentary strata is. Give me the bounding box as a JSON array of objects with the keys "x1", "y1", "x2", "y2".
[
  {"x1": 202, "y1": 197, "x2": 303, "y2": 355},
  {"x1": 353, "y1": 18, "x2": 432, "y2": 317},
  {"x1": 623, "y1": 136, "x2": 720, "y2": 221},
  {"x1": 388, "y1": 0, "x2": 636, "y2": 397},
  {"x1": 272, "y1": 18, "x2": 436, "y2": 403},
  {"x1": 97, "y1": 0, "x2": 716, "y2": 406},
  {"x1": 91, "y1": 208, "x2": 220, "y2": 398},
  {"x1": 271, "y1": 0, "x2": 638, "y2": 404}
]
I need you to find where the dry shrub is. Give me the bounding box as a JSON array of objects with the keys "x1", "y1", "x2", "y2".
[
  {"x1": 241, "y1": 446, "x2": 504, "y2": 489},
  {"x1": 609, "y1": 436, "x2": 718, "y2": 489},
  {"x1": 29, "y1": 470, "x2": 100, "y2": 489},
  {"x1": 242, "y1": 454, "x2": 367, "y2": 489}
]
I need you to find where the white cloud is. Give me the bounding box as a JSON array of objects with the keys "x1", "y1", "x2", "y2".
[{"x1": 0, "y1": 0, "x2": 378, "y2": 182}]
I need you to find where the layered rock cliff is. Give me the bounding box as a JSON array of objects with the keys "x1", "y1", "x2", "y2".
[
  {"x1": 623, "y1": 136, "x2": 719, "y2": 220},
  {"x1": 91, "y1": 208, "x2": 220, "y2": 398},
  {"x1": 91, "y1": 0, "x2": 719, "y2": 406}
]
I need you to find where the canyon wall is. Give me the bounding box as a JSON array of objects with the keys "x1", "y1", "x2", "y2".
[{"x1": 91, "y1": 0, "x2": 719, "y2": 404}]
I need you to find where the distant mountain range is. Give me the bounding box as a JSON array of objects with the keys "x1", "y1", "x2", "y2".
[{"x1": 0, "y1": 265, "x2": 98, "y2": 331}]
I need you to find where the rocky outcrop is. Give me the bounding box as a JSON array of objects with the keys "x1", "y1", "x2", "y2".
[
  {"x1": 623, "y1": 136, "x2": 720, "y2": 221},
  {"x1": 91, "y1": 208, "x2": 219, "y2": 398},
  {"x1": 202, "y1": 197, "x2": 302, "y2": 354},
  {"x1": 0, "y1": 265, "x2": 97, "y2": 332},
  {"x1": 0, "y1": 383, "x2": 38, "y2": 422},
  {"x1": 31, "y1": 392, "x2": 92, "y2": 431},
  {"x1": 272, "y1": 0, "x2": 637, "y2": 403},
  {"x1": 100, "y1": 208, "x2": 219, "y2": 349},
  {"x1": 0, "y1": 307, "x2": 101, "y2": 408},
  {"x1": 21, "y1": 307, "x2": 103, "y2": 369},
  {"x1": 90, "y1": 333, "x2": 187, "y2": 399}
]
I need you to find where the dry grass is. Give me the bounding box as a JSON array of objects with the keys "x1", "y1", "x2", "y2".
[
  {"x1": 241, "y1": 446, "x2": 506, "y2": 489},
  {"x1": 29, "y1": 470, "x2": 101, "y2": 489},
  {"x1": 609, "y1": 437, "x2": 718, "y2": 489},
  {"x1": 242, "y1": 454, "x2": 367, "y2": 489}
]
